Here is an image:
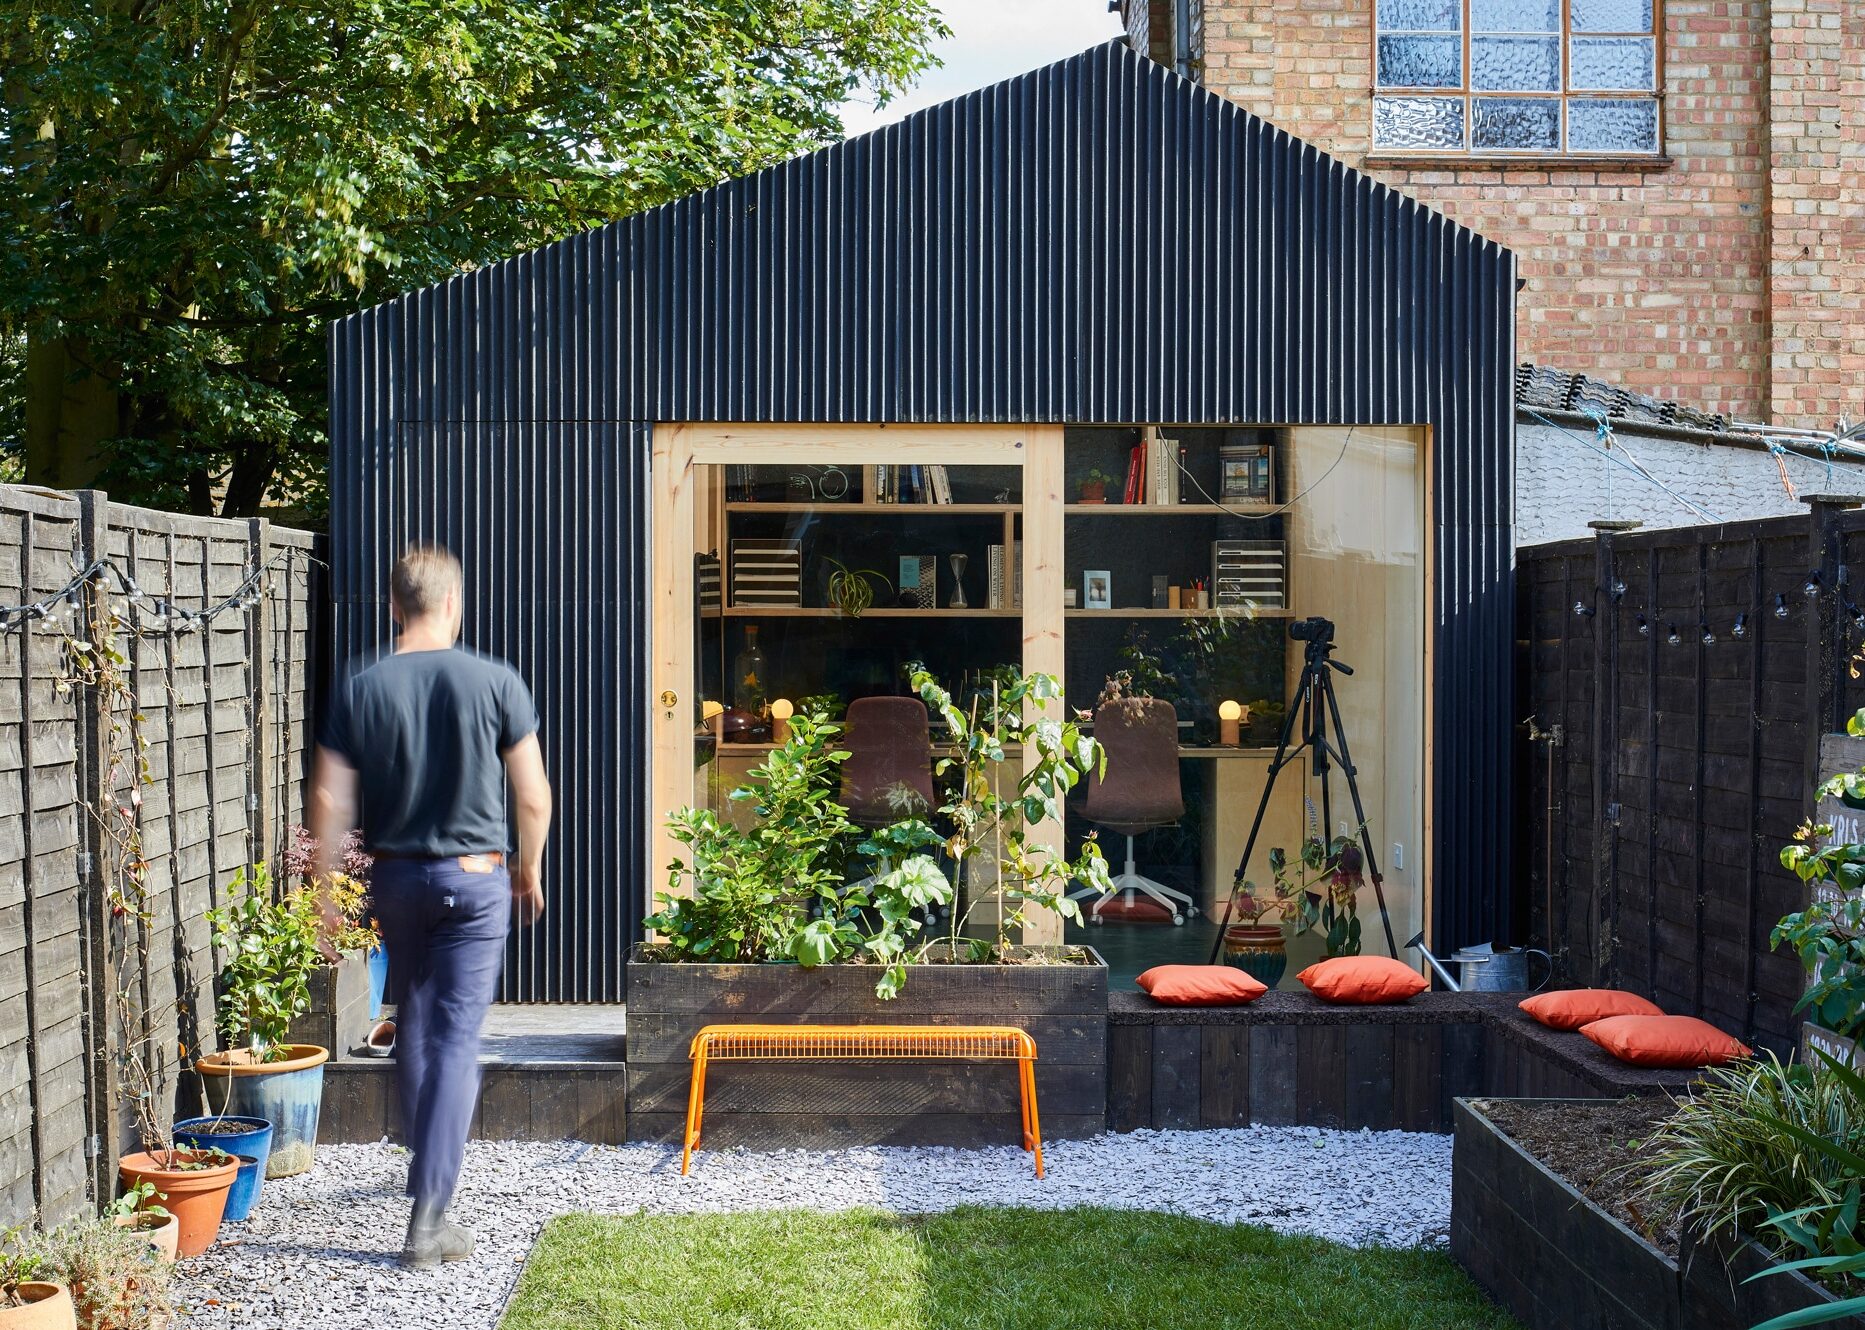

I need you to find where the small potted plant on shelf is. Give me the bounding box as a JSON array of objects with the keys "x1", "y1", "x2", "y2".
[
  {"x1": 1078, "y1": 466, "x2": 1116, "y2": 504},
  {"x1": 196, "y1": 865, "x2": 333, "y2": 1180},
  {"x1": 824, "y1": 560, "x2": 891, "y2": 620},
  {"x1": 0, "y1": 1229, "x2": 73, "y2": 1330}
]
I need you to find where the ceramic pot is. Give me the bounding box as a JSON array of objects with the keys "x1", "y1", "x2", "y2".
[
  {"x1": 115, "y1": 1151, "x2": 238, "y2": 1258},
  {"x1": 111, "y1": 1210, "x2": 179, "y2": 1262},
  {"x1": 1224, "y1": 924, "x2": 1288, "y2": 989},
  {"x1": 173, "y1": 1116, "x2": 272, "y2": 1220},
  {"x1": 194, "y1": 1046, "x2": 328, "y2": 1178},
  {"x1": 1079, "y1": 481, "x2": 1107, "y2": 503},
  {"x1": 0, "y1": 1283, "x2": 75, "y2": 1330},
  {"x1": 364, "y1": 945, "x2": 390, "y2": 1019}
]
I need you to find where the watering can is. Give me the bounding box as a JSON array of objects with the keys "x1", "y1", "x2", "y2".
[{"x1": 1407, "y1": 934, "x2": 1552, "y2": 993}]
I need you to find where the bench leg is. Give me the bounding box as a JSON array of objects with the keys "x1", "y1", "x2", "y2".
[
  {"x1": 682, "y1": 1048, "x2": 709, "y2": 1175},
  {"x1": 1020, "y1": 1056, "x2": 1044, "y2": 1179}
]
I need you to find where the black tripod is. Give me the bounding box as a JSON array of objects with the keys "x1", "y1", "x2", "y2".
[{"x1": 1207, "y1": 617, "x2": 1398, "y2": 963}]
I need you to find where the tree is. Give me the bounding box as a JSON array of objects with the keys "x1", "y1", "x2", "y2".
[{"x1": 0, "y1": 0, "x2": 947, "y2": 516}]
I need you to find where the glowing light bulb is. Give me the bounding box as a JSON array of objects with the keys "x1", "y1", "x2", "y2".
[
  {"x1": 770, "y1": 697, "x2": 794, "y2": 744},
  {"x1": 1218, "y1": 699, "x2": 1245, "y2": 746}
]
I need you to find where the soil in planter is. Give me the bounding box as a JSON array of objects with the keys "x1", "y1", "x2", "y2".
[{"x1": 1478, "y1": 1096, "x2": 1680, "y2": 1254}]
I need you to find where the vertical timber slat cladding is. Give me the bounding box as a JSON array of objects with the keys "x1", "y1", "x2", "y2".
[
  {"x1": 1516, "y1": 509, "x2": 1865, "y2": 1056},
  {"x1": 328, "y1": 40, "x2": 1518, "y2": 999},
  {"x1": 0, "y1": 487, "x2": 324, "y2": 1229}
]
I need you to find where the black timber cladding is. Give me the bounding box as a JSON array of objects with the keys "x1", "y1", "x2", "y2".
[{"x1": 328, "y1": 39, "x2": 1517, "y2": 1001}]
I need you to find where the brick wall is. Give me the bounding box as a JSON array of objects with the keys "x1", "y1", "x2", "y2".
[{"x1": 1173, "y1": 0, "x2": 1861, "y2": 431}]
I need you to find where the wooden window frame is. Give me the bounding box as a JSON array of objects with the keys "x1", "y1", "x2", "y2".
[{"x1": 1369, "y1": 0, "x2": 1665, "y2": 164}]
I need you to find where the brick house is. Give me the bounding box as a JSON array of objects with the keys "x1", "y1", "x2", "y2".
[{"x1": 1118, "y1": 0, "x2": 1863, "y2": 430}]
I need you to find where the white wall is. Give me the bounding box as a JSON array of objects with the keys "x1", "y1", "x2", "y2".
[{"x1": 1516, "y1": 417, "x2": 1865, "y2": 546}]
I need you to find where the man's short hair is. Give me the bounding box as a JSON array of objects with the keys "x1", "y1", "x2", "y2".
[{"x1": 390, "y1": 544, "x2": 463, "y2": 619}]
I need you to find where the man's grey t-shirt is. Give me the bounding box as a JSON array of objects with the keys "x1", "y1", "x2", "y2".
[{"x1": 320, "y1": 648, "x2": 539, "y2": 856}]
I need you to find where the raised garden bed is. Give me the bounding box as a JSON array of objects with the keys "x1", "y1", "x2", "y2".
[
  {"x1": 1452, "y1": 1096, "x2": 1865, "y2": 1330},
  {"x1": 623, "y1": 945, "x2": 1107, "y2": 1148}
]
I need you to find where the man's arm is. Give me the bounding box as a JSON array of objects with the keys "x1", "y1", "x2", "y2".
[{"x1": 503, "y1": 734, "x2": 552, "y2": 927}]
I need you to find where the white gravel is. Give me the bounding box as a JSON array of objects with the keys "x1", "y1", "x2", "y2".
[{"x1": 173, "y1": 1127, "x2": 1453, "y2": 1329}]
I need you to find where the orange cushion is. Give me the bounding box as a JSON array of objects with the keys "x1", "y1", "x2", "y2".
[
  {"x1": 1135, "y1": 965, "x2": 1268, "y2": 1006},
  {"x1": 1519, "y1": 988, "x2": 1664, "y2": 1031},
  {"x1": 1578, "y1": 1014, "x2": 1752, "y2": 1068},
  {"x1": 1296, "y1": 956, "x2": 1428, "y2": 1004}
]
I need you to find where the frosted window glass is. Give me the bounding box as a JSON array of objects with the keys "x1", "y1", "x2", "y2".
[
  {"x1": 1570, "y1": 37, "x2": 1656, "y2": 90},
  {"x1": 1473, "y1": 97, "x2": 1561, "y2": 149},
  {"x1": 1372, "y1": 96, "x2": 1467, "y2": 149},
  {"x1": 1377, "y1": 0, "x2": 1462, "y2": 29},
  {"x1": 1471, "y1": 35, "x2": 1560, "y2": 90},
  {"x1": 1568, "y1": 98, "x2": 1659, "y2": 151},
  {"x1": 1571, "y1": 0, "x2": 1653, "y2": 31},
  {"x1": 1378, "y1": 34, "x2": 1464, "y2": 88},
  {"x1": 1471, "y1": 0, "x2": 1559, "y2": 32}
]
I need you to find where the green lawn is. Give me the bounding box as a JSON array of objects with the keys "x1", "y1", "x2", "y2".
[{"x1": 499, "y1": 1206, "x2": 1518, "y2": 1330}]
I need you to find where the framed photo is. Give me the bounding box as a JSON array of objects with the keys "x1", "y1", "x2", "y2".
[
  {"x1": 1219, "y1": 443, "x2": 1275, "y2": 503},
  {"x1": 1083, "y1": 570, "x2": 1112, "y2": 611}
]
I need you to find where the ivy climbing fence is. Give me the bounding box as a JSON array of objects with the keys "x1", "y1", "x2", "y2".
[
  {"x1": 1516, "y1": 496, "x2": 1865, "y2": 1059},
  {"x1": 0, "y1": 486, "x2": 324, "y2": 1228}
]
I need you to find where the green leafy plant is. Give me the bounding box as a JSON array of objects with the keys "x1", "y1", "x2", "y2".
[
  {"x1": 1267, "y1": 813, "x2": 1366, "y2": 957},
  {"x1": 104, "y1": 1181, "x2": 167, "y2": 1221},
  {"x1": 825, "y1": 560, "x2": 891, "y2": 619},
  {"x1": 0, "y1": 1226, "x2": 47, "y2": 1306},
  {"x1": 908, "y1": 666, "x2": 1112, "y2": 958},
  {"x1": 1740, "y1": 1051, "x2": 1865, "y2": 1328},
  {"x1": 33, "y1": 1213, "x2": 173, "y2": 1329},
  {"x1": 1779, "y1": 762, "x2": 1865, "y2": 1043},
  {"x1": 1630, "y1": 1053, "x2": 1864, "y2": 1265},
  {"x1": 648, "y1": 714, "x2": 856, "y2": 963},
  {"x1": 206, "y1": 864, "x2": 328, "y2": 1061}
]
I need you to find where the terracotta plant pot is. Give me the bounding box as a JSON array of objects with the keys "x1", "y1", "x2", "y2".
[
  {"x1": 0, "y1": 1282, "x2": 76, "y2": 1330},
  {"x1": 116, "y1": 1151, "x2": 239, "y2": 1258},
  {"x1": 194, "y1": 1045, "x2": 328, "y2": 1178},
  {"x1": 1079, "y1": 481, "x2": 1107, "y2": 503},
  {"x1": 111, "y1": 1210, "x2": 179, "y2": 1263},
  {"x1": 1224, "y1": 923, "x2": 1289, "y2": 989}
]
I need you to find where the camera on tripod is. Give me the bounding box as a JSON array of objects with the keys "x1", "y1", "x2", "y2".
[{"x1": 1287, "y1": 615, "x2": 1335, "y2": 644}]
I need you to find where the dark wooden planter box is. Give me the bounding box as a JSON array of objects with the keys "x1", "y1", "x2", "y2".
[
  {"x1": 286, "y1": 951, "x2": 373, "y2": 1058},
  {"x1": 624, "y1": 946, "x2": 1107, "y2": 1149},
  {"x1": 1452, "y1": 1097, "x2": 1865, "y2": 1330}
]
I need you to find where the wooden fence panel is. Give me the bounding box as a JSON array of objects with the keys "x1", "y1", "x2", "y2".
[
  {"x1": 0, "y1": 487, "x2": 324, "y2": 1228},
  {"x1": 1517, "y1": 508, "x2": 1847, "y2": 1057}
]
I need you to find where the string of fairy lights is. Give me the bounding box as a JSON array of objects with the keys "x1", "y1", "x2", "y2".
[
  {"x1": 1572, "y1": 563, "x2": 1865, "y2": 646},
  {"x1": 0, "y1": 552, "x2": 304, "y2": 636}
]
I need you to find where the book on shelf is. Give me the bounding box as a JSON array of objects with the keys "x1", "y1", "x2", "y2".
[{"x1": 986, "y1": 542, "x2": 1022, "y2": 609}]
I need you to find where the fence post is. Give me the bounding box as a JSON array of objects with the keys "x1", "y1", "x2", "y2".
[
  {"x1": 74, "y1": 490, "x2": 121, "y2": 1204},
  {"x1": 1587, "y1": 520, "x2": 1640, "y2": 988},
  {"x1": 248, "y1": 519, "x2": 275, "y2": 872}
]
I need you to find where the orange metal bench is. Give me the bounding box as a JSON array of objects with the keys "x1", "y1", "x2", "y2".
[{"x1": 681, "y1": 1024, "x2": 1045, "y2": 1178}]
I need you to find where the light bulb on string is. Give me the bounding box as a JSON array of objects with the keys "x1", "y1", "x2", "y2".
[
  {"x1": 1732, "y1": 613, "x2": 1748, "y2": 639},
  {"x1": 1805, "y1": 569, "x2": 1823, "y2": 599},
  {"x1": 1666, "y1": 622, "x2": 1681, "y2": 646},
  {"x1": 1700, "y1": 622, "x2": 1716, "y2": 645},
  {"x1": 1572, "y1": 599, "x2": 1595, "y2": 618},
  {"x1": 1635, "y1": 614, "x2": 1650, "y2": 636},
  {"x1": 1775, "y1": 594, "x2": 1790, "y2": 619},
  {"x1": 1611, "y1": 581, "x2": 1626, "y2": 601}
]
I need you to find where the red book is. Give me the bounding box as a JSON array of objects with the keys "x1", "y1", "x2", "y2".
[{"x1": 1123, "y1": 445, "x2": 1142, "y2": 505}]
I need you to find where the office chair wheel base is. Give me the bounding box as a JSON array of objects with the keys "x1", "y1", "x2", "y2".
[{"x1": 1171, "y1": 914, "x2": 1185, "y2": 926}]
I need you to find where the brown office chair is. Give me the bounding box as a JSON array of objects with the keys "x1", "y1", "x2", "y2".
[
  {"x1": 840, "y1": 696, "x2": 937, "y2": 827},
  {"x1": 1072, "y1": 698, "x2": 1195, "y2": 924}
]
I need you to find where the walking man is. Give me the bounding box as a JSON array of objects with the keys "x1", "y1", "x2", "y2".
[{"x1": 310, "y1": 544, "x2": 552, "y2": 1268}]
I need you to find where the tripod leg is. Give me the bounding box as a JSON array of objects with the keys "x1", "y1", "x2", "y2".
[
  {"x1": 1319, "y1": 668, "x2": 1399, "y2": 957},
  {"x1": 1206, "y1": 680, "x2": 1314, "y2": 965}
]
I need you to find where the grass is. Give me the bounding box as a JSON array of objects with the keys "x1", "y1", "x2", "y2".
[{"x1": 499, "y1": 1206, "x2": 1519, "y2": 1330}]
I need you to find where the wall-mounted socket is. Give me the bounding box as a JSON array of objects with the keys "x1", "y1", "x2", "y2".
[{"x1": 1393, "y1": 842, "x2": 1404, "y2": 870}]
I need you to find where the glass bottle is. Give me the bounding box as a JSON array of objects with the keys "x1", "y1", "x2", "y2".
[{"x1": 732, "y1": 625, "x2": 768, "y2": 716}]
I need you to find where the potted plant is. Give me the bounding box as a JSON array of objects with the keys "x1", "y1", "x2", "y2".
[
  {"x1": 0, "y1": 1230, "x2": 73, "y2": 1330},
  {"x1": 1078, "y1": 466, "x2": 1116, "y2": 504},
  {"x1": 1221, "y1": 870, "x2": 1302, "y2": 988},
  {"x1": 630, "y1": 668, "x2": 1114, "y2": 1147},
  {"x1": 168, "y1": 1116, "x2": 272, "y2": 1223},
  {"x1": 824, "y1": 560, "x2": 891, "y2": 619},
  {"x1": 196, "y1": 864, "x2": 332, "y2": 1179},
  {"x1": 33, "y1": 1215, "x2": 173, "y2": 1330},
  {"x1": 104, "y1": 1185, "x2": 178, "y2": 1264},
  {"x1": 281, "y1": 825, "x2": 384, "y2": 1054}
]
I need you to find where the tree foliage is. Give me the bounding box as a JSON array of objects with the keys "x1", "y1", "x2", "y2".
[{"x1": 0, "y1": 0, "x2": 947, "y2": 514}]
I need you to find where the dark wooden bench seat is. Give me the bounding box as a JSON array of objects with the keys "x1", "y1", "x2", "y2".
[{"x1": 1107, "y1": 989, "x2": 1697, "y2": 1134}]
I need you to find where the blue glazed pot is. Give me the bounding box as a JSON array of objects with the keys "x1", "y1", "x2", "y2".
[
  {"x1": 198, "y1": 1045, "x2": 330, "y2": 1178},
  {"x1": 365, "y1": 944, "x2": 390, "y2": 1019},
  {"x1": 174, "y1": 1116, "x2": 273, "y2": 1220}
]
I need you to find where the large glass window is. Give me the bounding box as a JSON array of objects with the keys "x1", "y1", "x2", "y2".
[
  {"x1": 1057, "y1": 426, "x2": 1426, "y2": 989},
  {"x1": 1373, "y1": 0, "x2": 1660, "y2": 155}
]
